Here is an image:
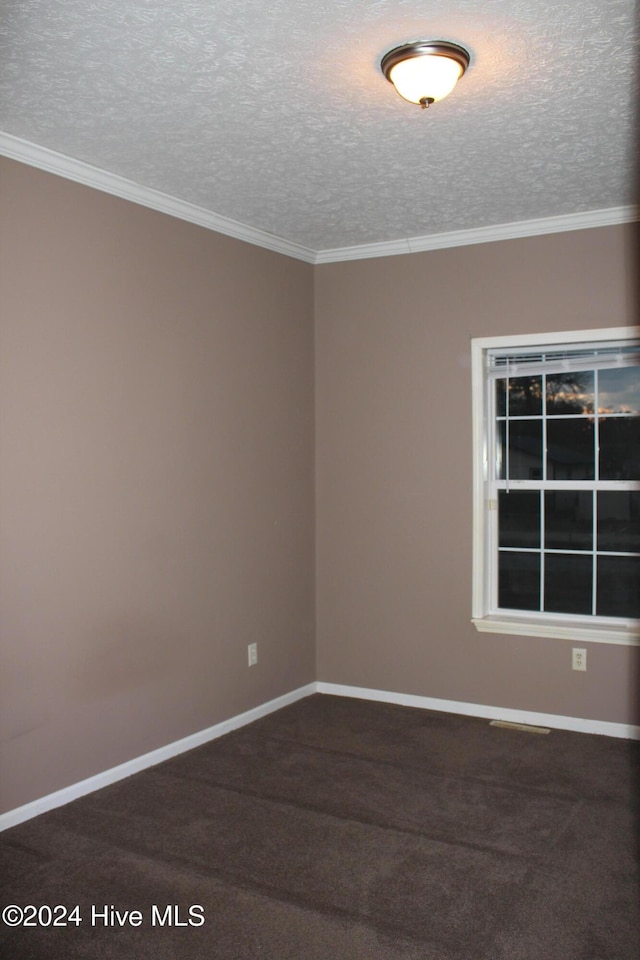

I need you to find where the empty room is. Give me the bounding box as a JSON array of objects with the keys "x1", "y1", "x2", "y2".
[{"x1": 1, "y1": 2, "x2": 638, "y2": 958}]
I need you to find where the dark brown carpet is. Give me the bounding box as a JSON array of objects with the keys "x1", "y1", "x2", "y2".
[{"x1": 1, "y1": 694, "x2": 639, "y2": 959}]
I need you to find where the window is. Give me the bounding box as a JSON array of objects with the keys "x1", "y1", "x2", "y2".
[{"x1": 471, "y1": 328, "x2": 640, "y2": 645}]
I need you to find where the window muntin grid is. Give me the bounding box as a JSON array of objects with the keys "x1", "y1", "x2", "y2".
[{"x1": 491, "y1": 364, "x2": 640, "y2": 620}]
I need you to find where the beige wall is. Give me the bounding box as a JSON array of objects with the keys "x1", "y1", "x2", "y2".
[
  {"x1": 1, "y1": 157, "x2": 638, "y2": 816},
  {"x1": 0, "y1": 159, "x2": 315, "y2": 813},
  {"x1": 315, "y1": 226, "x2": 640, "y2": 724}
]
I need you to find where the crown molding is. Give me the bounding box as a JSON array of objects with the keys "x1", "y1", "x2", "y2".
[
  {"x1": 1, "y1": 132, "x2": 636, "y2": 265},
  {"x1": 0, "y1": 132, "x2": 317, "y2": 264},
  {"x1": 314, "y1": 205, "x2": 638, "y2": 263}
]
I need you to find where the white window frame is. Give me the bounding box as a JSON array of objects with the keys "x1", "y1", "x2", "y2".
[{"x1": 471, "y1": 326, "x2": 640, "y2": 646}]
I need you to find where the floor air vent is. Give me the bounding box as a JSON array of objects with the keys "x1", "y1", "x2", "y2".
[{"x1": 490, "y1": 720, "x2": 550, "y2": 734}]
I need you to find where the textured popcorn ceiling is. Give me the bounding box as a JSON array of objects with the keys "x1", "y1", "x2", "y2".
[{"x1": 0, "y1": 0, "x2": 637, "y2": 252}]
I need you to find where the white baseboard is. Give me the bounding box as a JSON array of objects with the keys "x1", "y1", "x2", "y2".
[
  {"x1": 316, "y1": 682, "x2": 640, "y2": 740},
  {"x1": 3, "y1": 679, "x2": 638, "y2": 832},
  {"x1": 0, "y1": 683, "x2": 316, "y2": 833}
]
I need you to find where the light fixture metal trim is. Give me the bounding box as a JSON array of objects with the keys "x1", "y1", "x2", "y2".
[{"x1": 381, "y1": 40, "x2": 470, "y2": 109}]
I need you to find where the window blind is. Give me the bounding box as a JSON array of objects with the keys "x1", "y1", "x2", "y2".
[{"x1": 487, "y1": 339, "x2": 640, "y2": 379}]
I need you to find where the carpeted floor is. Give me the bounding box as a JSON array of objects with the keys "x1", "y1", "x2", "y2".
[{"x1": 1, "y1": 694, "x2": 639, "y2": 959}]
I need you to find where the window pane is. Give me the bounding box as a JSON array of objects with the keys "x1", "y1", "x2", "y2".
[
  {"x1": 598, "y1": 492, "x2": 640, "y2": 553},
  {"x1": 546, "y1": 419, "x2": 594, "y2": 480},
  {"x1": 599, "y1": 417, "x2": 640, "y2": 480},
  {"x1": 496, "y1": 376, "x2": 542, "y2": 417},
  {"x1": 597, "y1": 556, "x2": 640, "y2": 618},
  {"x1": 499, "y1": 491, "x2": 540, "y2": 548},
  {"x1": 498, "y1": 552, "x2": 540, "y2": 611},
  {"x1": 545, "y1": 491, "x2": 592, "y2": 550},
  {"x1": 496, "y1": 420, "x2": 506, "y2": 479},
  {"x1": 546, "y1": 371, "x2": 594, "y2": 415},
  {"x1": 544, "y1": 554, "x2": 592, "y2": 615},
  {"x1": 506, "y1": 420, "x2": 543, "y2": 480},
  {"x1": 598, "y1": 367, "x2": 640, "y2": 416}
]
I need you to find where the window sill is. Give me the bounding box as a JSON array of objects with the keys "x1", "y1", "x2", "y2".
[{"x1": 472, "y1": 615, "x2": 640, "y2": 646}]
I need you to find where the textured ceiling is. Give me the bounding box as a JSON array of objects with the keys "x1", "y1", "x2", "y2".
[{"x1": 0, "y1": 0, "x2": 637, "y2": 253}]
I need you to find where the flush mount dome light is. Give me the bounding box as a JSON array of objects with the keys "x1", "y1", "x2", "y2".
[{"x1": 381, "y1": 41, "x2": 470, "y2": 108}]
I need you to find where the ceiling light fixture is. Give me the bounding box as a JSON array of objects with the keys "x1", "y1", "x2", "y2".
[{"x1": 381, "y1": 41, "x2": 470, "y2": 109}]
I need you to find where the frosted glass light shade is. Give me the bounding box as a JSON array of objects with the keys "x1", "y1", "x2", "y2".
[
  {"x1": 381, "y1": 41, "x2": 470, "y2": 108},
  {"x1": 389, "y1": 54, "x2": 462, "y2": 104}
]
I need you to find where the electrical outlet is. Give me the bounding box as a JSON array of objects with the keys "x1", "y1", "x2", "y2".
[
  {"x1": 572, "y1": 648, "x2": 587, "y2": 671},
  {"x1": 248, "y1": 643, "x2": 258, "y2": 667}
]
